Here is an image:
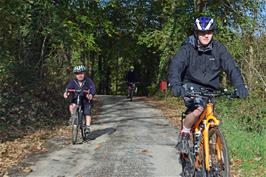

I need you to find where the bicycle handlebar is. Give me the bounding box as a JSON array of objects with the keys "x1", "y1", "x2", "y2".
[
  {"x1": 184, "y1": 90, "x2": 238, "y2": 99},
  {"x1": 67, "y1": 89, "x2": 90, "y2": 94}
]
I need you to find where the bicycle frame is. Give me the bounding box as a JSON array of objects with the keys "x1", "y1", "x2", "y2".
[
  {"x1": 70, "y1": 89, "x2": 85, "y2": 121},
  {"x1": 76, "y1": 94, "x2": 83, "y2": 123},
  {"x1": 128, "y1": 83, "x2": 136, "y2": 91},
  {"x1": 67, "y1": 89, "x2": 90, "y2": 143},
  {"x1": 192, "y1": 101, "x2": 221, "y2": 171},
  {"x1": 128, "y1": 82, "x2": 136, "y2": 100}
]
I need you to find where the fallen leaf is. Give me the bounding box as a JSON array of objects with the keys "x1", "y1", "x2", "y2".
[
  {"x1": 22, "y1": 167, "x2": 33, "y2": 173},
  {"x1": 95, "y1": 144, "x2": 102, "y2": 150},
  {"x1": 139, "y1": 149, "x2": 149, "y2": 155},
  {"x1": 3, "y1": 172, "x2": 9, "y2": 177}
]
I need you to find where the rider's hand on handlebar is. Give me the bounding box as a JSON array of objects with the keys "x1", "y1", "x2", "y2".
[
  {"x1": 63, "y1": 92, "x2": 69, "y2": 99},
  {"x1": 86, "y1": 94, "x2": 93, "y2": 101},
  {"x1": 172, "y1": 85, "x2": 185, "y2": 97},
  {"x1": 235, "y1": 85, "x2": 249, "y2": 98}
]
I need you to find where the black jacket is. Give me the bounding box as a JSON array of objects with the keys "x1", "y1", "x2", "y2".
[
  {"x1": 168, "y1": 35, "x2": 245, "y2": 90},
  {"x1": 126, "y1": 71, "x2": 139, "y2": 83}
]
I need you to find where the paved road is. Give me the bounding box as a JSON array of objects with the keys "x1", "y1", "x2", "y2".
[{"x1": 26, "y1": 95, "x2": 182, "y2": 177}]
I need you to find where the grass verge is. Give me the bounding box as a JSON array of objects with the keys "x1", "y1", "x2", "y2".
[{"x1": 217, "y1": 96, "x2": 266, "y2": 177}]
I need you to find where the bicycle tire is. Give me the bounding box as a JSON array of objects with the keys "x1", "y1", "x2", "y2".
[
  {"x1": 179, "y1": 137, "x2": 200, "y2": 177},
  {"x1": 72, "y1": 112, "x2": 79, "y2": 144},
  {"x1": 180, "y1": 136, "x2": 206, "y2": 177},
  {"x1": 207, "y1": 128, "x2": 230, "y2": 177},
  {"x1": 130, "y1": 88, "x2": 133, "y2": 101},
  {"x1": 180, "y1": 152, "x2": 195, "y2": 177}
]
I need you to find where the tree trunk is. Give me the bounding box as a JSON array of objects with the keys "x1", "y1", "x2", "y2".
[
  {"x1": 39, "y1": 36, "x2": 48, "y2": 79},
  {"x1": 194, "y1": 0, "x2": 207, "y2": 12},
  {"x1": 98, "y1": 54, "x2": 103, "y2": 94}
]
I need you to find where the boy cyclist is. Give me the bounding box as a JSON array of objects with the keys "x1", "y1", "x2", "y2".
[{"x1": 64, "y1": 65, "x2": 96, "y2": 136}]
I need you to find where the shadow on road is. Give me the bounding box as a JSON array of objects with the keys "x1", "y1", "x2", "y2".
[{"x1": 86, "y1": 127, "x2": 116, "y2": 141}]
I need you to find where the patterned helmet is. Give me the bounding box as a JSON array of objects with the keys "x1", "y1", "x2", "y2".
[
  {"x1": 194, "y1": 16, "x2": 217, "y2": 31},
  {"x1": 73, "y1": 65, "x2": 86, "y2": 73}
]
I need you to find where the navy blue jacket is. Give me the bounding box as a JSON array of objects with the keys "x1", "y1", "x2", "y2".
[
  {"x1": 168, "y1": 35, "x2": 245, "y2": 90},
  {"x1": 125, "y1": 71, "x2": 139, "y2": 83},
  {"x1": 65, "y1": 77, "x2": 96, "y2": 95}
]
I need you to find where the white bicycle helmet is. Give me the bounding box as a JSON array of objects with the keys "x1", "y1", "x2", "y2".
[{"x1": 73, "y1": 65, "x2": 87, "y2": 73}]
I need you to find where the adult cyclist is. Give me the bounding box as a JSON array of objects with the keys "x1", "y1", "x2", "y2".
[
  {"x1": 168, "y1": 17, "x2": 248, "y2": 154},
  {"x1": 63, "y1": 65, "x2": 96, "y2": 136}
]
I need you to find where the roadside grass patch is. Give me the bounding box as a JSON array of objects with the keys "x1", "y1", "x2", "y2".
[{"x1": 216, "y1": 96, "x2": 265, "y2": 177}]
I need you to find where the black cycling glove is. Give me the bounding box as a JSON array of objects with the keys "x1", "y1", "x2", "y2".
[
  {"x1": 236, "y1": 85, "x2": 248, "y2": 98},
  {"x1": 172, "y1": 85, "x2": 185, "y2": 97}
]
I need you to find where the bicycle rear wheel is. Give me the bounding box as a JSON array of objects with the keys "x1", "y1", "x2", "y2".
[
  {"x1": 72, "y1": 112, "x2": 79, "y2": 144},
  {"x1": 207, "y1": 128, "x2": 230, "y2": 177}
]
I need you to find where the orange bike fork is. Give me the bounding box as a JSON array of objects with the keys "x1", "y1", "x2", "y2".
[{"x1": 203, "y1": 123, "x2": 210, "y2": 171}]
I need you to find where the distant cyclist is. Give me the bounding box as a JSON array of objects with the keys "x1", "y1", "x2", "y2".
[
  {"x1": 125, "y1": 66, "x2": 139, "y2": 98},
  {"x1": 168, "y1": 17, "x2": 248, "y2": 154},
  {"x1": 63, "y1": 65, "x2": 96, "y2": 136}
]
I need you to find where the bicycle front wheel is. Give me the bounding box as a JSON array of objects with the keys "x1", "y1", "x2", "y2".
[
  {"x1": 207, "y1": 128, "x2": 230, "y2": 177},
  {"x1": 130, "y1": 88, "x2": 133, "y2": 101},
  {"x1": 179, "y1": 136, "x2": 205, "y2": 177},
  {"x1": 72, "y1": 112, "x2": 79, "y2": 144}
]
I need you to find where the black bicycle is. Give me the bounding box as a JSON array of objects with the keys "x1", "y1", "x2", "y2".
[{"x1": 67, "y1": 89, "x2": 90, "y2": 144}]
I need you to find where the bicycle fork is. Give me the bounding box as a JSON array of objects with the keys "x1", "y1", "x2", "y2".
[
  {"x1": 203, "y1": 119, "x2": 222, "y2": 172},
  {"x1": 203, "y1": 122, "x2": 211, "y2": 171}
]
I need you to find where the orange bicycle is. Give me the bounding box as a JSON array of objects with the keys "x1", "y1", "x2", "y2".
[{"x1": 179, "y1": 90, "x2": 235, "y2": 177}]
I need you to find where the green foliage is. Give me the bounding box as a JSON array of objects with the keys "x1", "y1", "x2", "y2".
[
  {"x1": 239, "y1": 104, "x2": 265, "y2": 135},
  {"x1": 147, "y1": 83, "x2": 158, "y2": 96},
  {"x1": 217, "y1": 94, "x2": 266, "y2": 135},
  {"x1": 1, "y1": 0, "x2": 264, "y2": 96},
  {"x1": 0, "y1": 1, "x2": 265, "y2": 174}
]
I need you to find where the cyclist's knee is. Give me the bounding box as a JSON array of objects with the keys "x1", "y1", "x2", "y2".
[{"x1": 69, "y1": 104, "x2": 77, "y2": 111}]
